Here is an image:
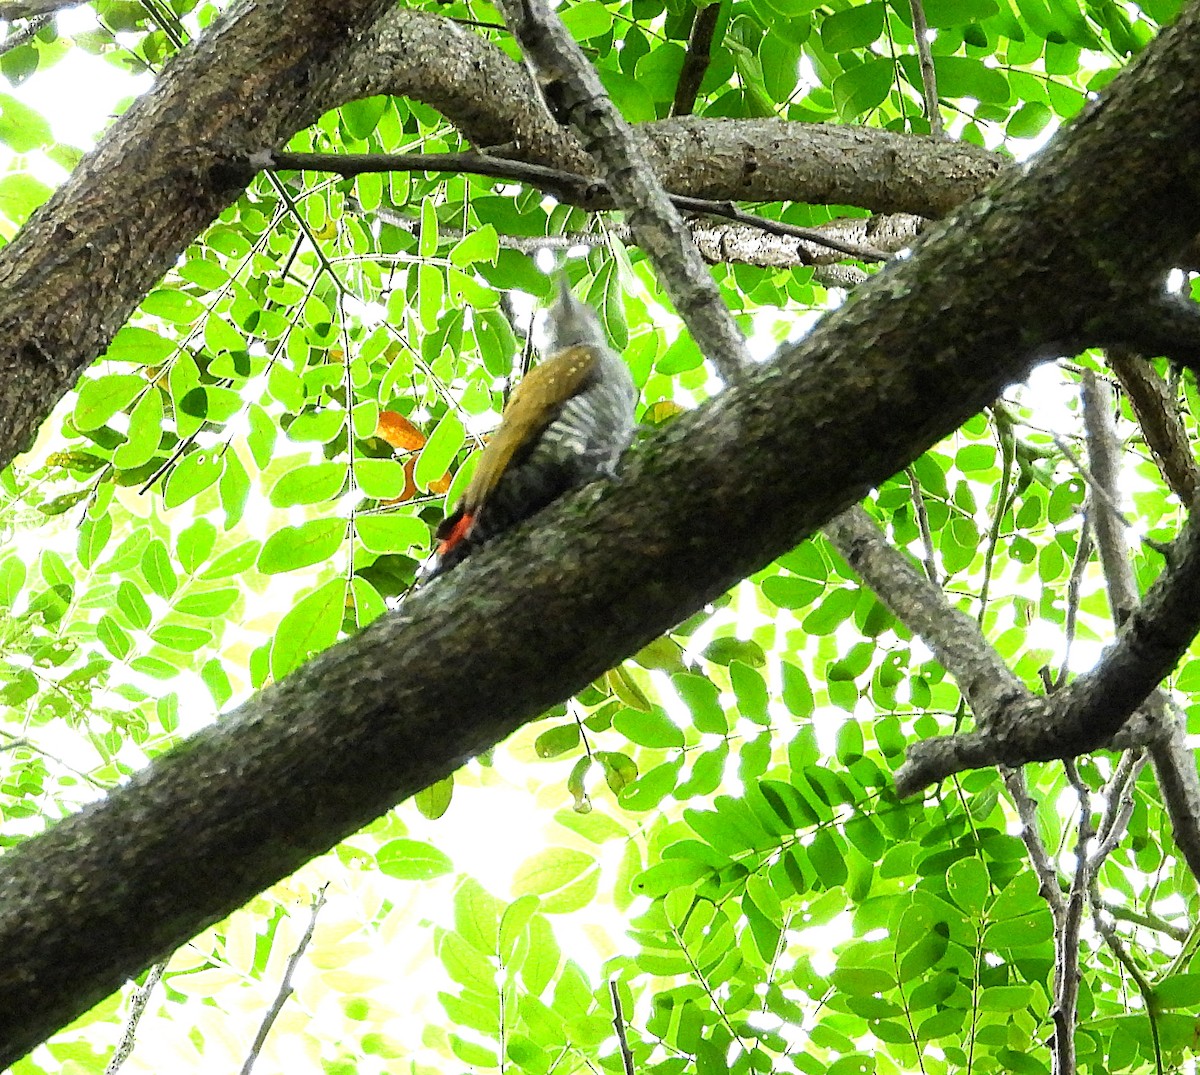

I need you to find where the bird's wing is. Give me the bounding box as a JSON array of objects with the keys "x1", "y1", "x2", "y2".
[{"x1": 459, "y1": 345, "x2": 598, "y2": 513}]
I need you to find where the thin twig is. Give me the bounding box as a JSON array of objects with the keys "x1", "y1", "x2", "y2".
[
  {"x1": 671, "y1": 2, "x2": 721, "y2": 117},
  {"x1": 905, "y1": 466, "x2": 938, "y2": 584},
  {"x1": 1053, "y1": 516, "x2": 1093, "y2": 690},
  {"x1": 239, "y1": 888, "x2": 328, "y2": 1075},
  {"x1": 906, "y1": 0, "x2": 943, "y2": 136},
  {"x1": 609, "y1": 980, "x2": 636, "y2": 1075},
  {"x1": 104, "y1": 963, "x2": 164, "y2": 1074},
  {"x1": 0, "y1": 10, "x2": 51, "y2": 55}
]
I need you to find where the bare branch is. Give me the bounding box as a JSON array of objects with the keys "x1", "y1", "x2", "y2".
[
  {"x1": 0, "y1": 10, "x2": 50, "y2": 54},
  {"x1": 239, "y1": 888, "x2": 328, "y2": 1075},
  {"x1": 906, "y1": 467, "x2": 939, "y2": 584},
  {"x1": 1108, "y1": 347, "x2": 1200, "y2": 503},
  {"x1": 906, "y1": 0, "x2": 943, "y2": 136},
  {"x1": 266, "y1": 150, "x2": 892, "y2": 262},
  {"x1": 671, "y1": 2, "x2": 720, "y2": 118},
  {"x1": 1081, "y1": 372, "x2": 1138, "y2": 625},
  {"x1": 103, "y1": 963, "x2": 164, "y2": 1074},
  {"x1": 1002, "y1": 767, "x2": 1065, "y2": 915},
  {"x1": 609, "y1": 980, "x2": 636, "y2": 1075},
  {"x1": 824, "y1": 506, "x2": 1030, "y2": 722}
]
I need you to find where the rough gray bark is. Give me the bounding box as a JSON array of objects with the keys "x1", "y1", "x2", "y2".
[{"x1": 3, "y1": 0, "x2": 1200, "y2": 1061}]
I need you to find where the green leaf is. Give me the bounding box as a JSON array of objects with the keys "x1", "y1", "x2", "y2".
[
  {"x1": 1152, "y1": 974, "x2": 1200, "y2": 1009},
  {"x1": 414, "y1": 411, "x2": 465, "y2": 490},
  {"x1": 163, "y1": 451, "x2": 224, "y2": 510},
  {"x1": 932, "y1": 56, "x2": 1011, "y2": 103},
  {"x1": 560, "y1": 0, "x2": 614, "y2": 38},
  {"x1": 760, "y1": 32, "x2": 801, "y2": 102},
  {"x1": 761, "y1": 574, "x2": 823, "y2": 609},
  {"x1": 113, "y1": 388, "x2": 164, "y2": 470},
  {"x1": 377, "y1": 838, "x2": 453, "y2": 880},
  {"x1": 597, "y1": 750, "x2": 638, "y2": 795},
  {"x1": 673, "y1": 672, "x2": 727, "y2": 733},
  {"x1": 105, "y1": 326, "x2": 175, "y2": 365},
  {"x1": 730, "y1": 661, "x2": 769, "y2": 724},
  {"x1": 822, "y1": 3, "x2": 885, "y2": 50},
  {"x1": 354, "y1": 514, "x2": 428, "y2": 554},
  {"x1": 116, "y1": 580, "x2": 152, "y2": 630},
  {"x1": 269, "y1": 462, "x2": 348, "y2": 507},
  {"x1": 781, "y1": 661, "x2": 814, "y2": 718},
  {"x1": 356, "y1": 459, "x2": 409, "y2": 500},
  {"x1": 449, "y1": 225, "x2": 499, "y2": 268},
  {"x1": 201, "y1": 540, "x2": 260, "y2": 579},
  {"x1": 634, "y1": 41, "x2": 687, "y2": 102},
  {"x1": 833, "y1": 57, "x2": 894, "y2": 118},
  {"x1": 174, "y1": 587, "x2": 239, "y2": 618},
  {"x1": 270, "y1": 578, "x2": 346, "y2": 678},
  {"x1": 513, "y1": 848, "x2": 597, "y2": 912},
  {"x1": 141, "y1": 539, "x2": 178, "y2": 598},
  {"x1": 922, "y1": 0, "x2": 998, "y2": 24},
  {"x1": 74, "y1": 374, "x2": 143, "y2": 432},
  {"x1": 150, "y1": 623, "x2": 213, "y2": 652},
  {"x1": 414, "y1": 777, "x2": 454, "y2": 820},
  {"x1": 0, "y1": 172, "x2": 52, "y2": 221},
  {"x1": 619, "y1": 757, "x2": 681, "y2": 810},
  {"x1": 97, "y1": 613, "x2": 133, "y2": 659},
  {"x1": 176, "y1": 519, "x2": 217, "y2": 575},
  {"x1": 535, "y1": 723, "x2": 581, "y2": 758},
  {"x1": 418, "y1": 196, "x2": 439, "y2": 261},
  {"x1": 613, "y1": 706, "x2": 685, "y2": 748},
  {"x1": 342, "y1": 95, "x2": 387, "y2": 139},
  {"x1": 0, "y1": 92, "x2": 51, "y2": 150},
  {"x1": 258, "y1": 519, "x2": 346, "y2": 574}
]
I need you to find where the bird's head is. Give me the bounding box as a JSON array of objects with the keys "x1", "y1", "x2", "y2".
[{"x1": 543, "y1": 276, "x2": 608, "y2": 356}]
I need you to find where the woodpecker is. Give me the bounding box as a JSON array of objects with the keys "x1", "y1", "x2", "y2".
[{"x1": 426, "y1": 279, "x2": 637, "y2": 577}]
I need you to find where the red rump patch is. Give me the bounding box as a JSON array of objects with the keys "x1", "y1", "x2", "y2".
[{"x1": 437, "y1": 512, "x2": 476, "y2": 556}]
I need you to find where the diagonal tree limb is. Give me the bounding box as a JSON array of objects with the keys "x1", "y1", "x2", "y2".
[
  {"x1": 1108, "y1": 347, "x2": 1200, "y2": 504},
  {"x1": 1079, "y1": 373, "x2": 1200, "y2": 883},
  {"x1": 824, "y1": 506, "x2": 1031, "y2": 725},
  {"x1": 906, "y1": 0, "x2": 943, "y2": 137}
]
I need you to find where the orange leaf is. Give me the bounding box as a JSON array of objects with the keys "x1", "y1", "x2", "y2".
[
  {"x1": 381, "y1": 458, "x2": 420, "y2": 505},
  {"x1": 376, "y1": 410, "x2": 427, "y2": 451}
]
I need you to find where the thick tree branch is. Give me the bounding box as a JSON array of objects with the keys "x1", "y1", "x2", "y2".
[{"x1": 265, "y1": 150, "x2": 893, "y2": 261}]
